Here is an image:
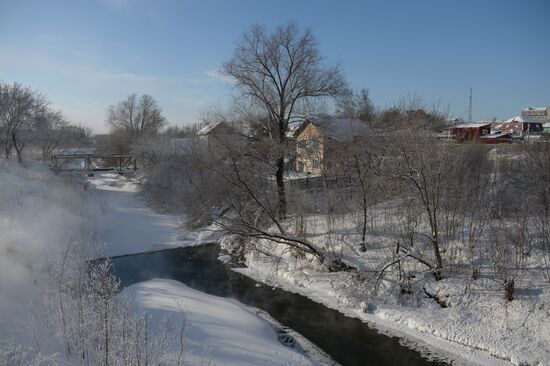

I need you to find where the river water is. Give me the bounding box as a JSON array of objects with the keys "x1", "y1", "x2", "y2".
[{"x1": 109, "y1": 244, "x2": 448, "y2": 366}]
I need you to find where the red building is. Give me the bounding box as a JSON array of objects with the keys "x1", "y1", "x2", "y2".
[
  {"x1": 451, "y1": 123, "x2": 491, "y2": 142},
  {"x1": 479, "y1": 132, "x2": 513, "y2": 144}
]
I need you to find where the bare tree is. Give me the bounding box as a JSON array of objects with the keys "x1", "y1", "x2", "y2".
[
  {"x1": 350, "y1": 138, "x2": 386, "y2": 252},
  {"x1": 335, "y1": 87, "x2": 356, "y2": 120},
  {"x1": 33, "y1": 109, "x2": 70, "y2": 160},
  {"x1": 335, "y1": 88, "x2": 375, "y2": 122},
  {"x1": 0, "y1": 82, "x2": 47, "y2": 163},
  {"x1": 223, "y1": 22, "x2": 346, "y2": 218},
  {"x1": 107, "y1": 94, "x2": 166, "y2": 145},
  {"x1": 390, "y1": 132, "x2": 457, "y2": 280},
  {"x1": 356, "y1": 89, "x2": 376, "y2": 122}
]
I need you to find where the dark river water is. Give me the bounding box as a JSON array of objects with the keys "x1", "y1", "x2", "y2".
[{"x1": 108, "y1": 244, "x2": 448, "y2": 366}]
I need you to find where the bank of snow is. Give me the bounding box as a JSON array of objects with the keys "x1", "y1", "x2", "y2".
[
  {"x1": 224, "y1": 216, "x2": 550, "y2": 366},
  {"x1": 235, "y1": 264, "x2": 525, "y2": 366},
  {"x1": 1, "y1": 166, "x2": 308, "y2": 365},
  {"x1": 122, "y1": 278, "x2": 319, "y2": 366},
  {"x1": 88, "y1": 173, "x2": 221, "y2": 257},
  {"x1": 91, "y1": 173, "x2": 320, "y2": 365}
]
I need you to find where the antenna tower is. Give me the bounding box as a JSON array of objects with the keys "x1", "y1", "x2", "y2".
[{"x1": 468, "y1": 87, "x2": 473, "y2": 122}]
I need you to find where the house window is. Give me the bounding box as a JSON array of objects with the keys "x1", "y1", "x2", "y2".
[{"x1": 312, "y1": 159, "x2": 319, "y2": 169}]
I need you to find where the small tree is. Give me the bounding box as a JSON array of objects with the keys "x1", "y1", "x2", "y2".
[
  {"x1": 349, "y1": 137, "x2": 386, "y2": 252},
  {"x1": 335, "y1": 88, "x2": 375, "y2": 122},
  {"x1": 390, "y1": 131, "x2": 457, "y2": 280}
]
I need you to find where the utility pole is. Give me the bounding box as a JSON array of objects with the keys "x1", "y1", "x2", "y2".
[{"x1": 468, "y1": 87, "x2": 473, "y2": 122}]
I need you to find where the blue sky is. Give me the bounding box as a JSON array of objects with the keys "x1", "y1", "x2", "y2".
[{"x1": 1, "y1": 0, "x2": 548, "y2": 132}]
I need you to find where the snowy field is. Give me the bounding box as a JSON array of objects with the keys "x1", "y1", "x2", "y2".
[{"x1": 0, "y1": 164, "x2": 321, "y2": 365}]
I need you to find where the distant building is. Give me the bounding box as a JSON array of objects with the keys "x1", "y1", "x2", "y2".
[
  {"x1": 197, "y1": 121, "x2": 237, "y2": 157},
  {"x1": 294, "y1": 118, "x2": 369, "y2": 176},
  {"x1": 521, "y1": 107, "x2": 550, "y2": 123},
  {"x1": 450, "y1": 123, "x2": 491, "y2": 142},
  {"x1": 478, "y1": 132, "x2": 513, "y2": 144},
  {"x1": 500, "y1": 116, "x2": 543, "y2": 137}
]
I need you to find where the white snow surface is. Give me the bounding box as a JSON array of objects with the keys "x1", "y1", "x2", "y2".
[
  {"x1": 88, "y1": 173, "x2": 221, "y2": 257},
  {"x1": 0, "y1": 160, "x2": 90, "y2": 363},
  {"x1": 225, "y1": 214, "x2": 550, "y2": 366},
  {"x1": 122, "y1": 279, "x2": 317, "y2": 366},
  {"x1": 0, "y1": 166, "x2": 314, "y2": 365},
  {"x1": 5, "y1": 165, "x2": 548, "y2": 366}
]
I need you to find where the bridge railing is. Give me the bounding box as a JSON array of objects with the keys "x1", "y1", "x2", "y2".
[{"x1": 50, "y1": 154, "x2": 137, "y2": 172}]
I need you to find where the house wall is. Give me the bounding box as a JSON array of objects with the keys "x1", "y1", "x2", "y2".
[
  {"x1": 521, "y1": 107, "x2": 550, "y2": 123},
  {"x1": 501, "y1": 121, "x2": 523, "y2": 135},
  {"x1": 522, "y1": 122, "x2": 543, "y2": 135},
  {"x1": 295, "y1": 123, "x2": 364, "y2": 177},
  {"x1": 452, "y1": 126, "x2": 490, "y2": 142},
  {"x1": 501, "y1": 121, "x2": 543, "y2": 136},
  {"x1": 295, "y1": 123, "x2": 324, "y2": 175}
]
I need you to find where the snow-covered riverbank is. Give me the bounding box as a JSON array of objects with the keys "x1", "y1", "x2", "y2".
[
  {"x1": 226, "y1": 218, "x2": 550, "y2": 366},
  {"x1": 88, "y1": 173, "x2": 220, "y2": 257},
  {"x1": 0, "y1": 161, "x2": 92, "y2": 364},
  {"x1": 89, "y1": 172, "x2": 324, "y2": 365},
  {"x1": 89, "y1": 172, "x2": 550, "y2": 366},
  {"x1": 0, "y1": 166, "x2": 322, "y2": 365},
  {"x1": 122, "y1": 278, "x2": 320, "y2": 366},
  {"x1": 5, "y1": 165, "x2": 545, "y2": 365}
]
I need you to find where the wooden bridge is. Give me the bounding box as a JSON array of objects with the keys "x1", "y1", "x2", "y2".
[{"x1": 50, "y1": 153, "x2": 137, "y2": 173}]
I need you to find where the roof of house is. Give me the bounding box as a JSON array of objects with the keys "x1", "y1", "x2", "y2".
[
  {"x1": 295, "y1": 117, "x2": 369, "y2": 141},
  {"x1": 452, "y1": 122, "x2": 491, "y2": 129},
  {"x1": 522, "y1": 107, "x2": 547, "y2": 112},
  {"x1": 197, "y1": 121, "x2": 231, "y2": 136},
  {"x1": 503, "y1": 116, "x2": 543, "y2": 124},
  {"x1": 504, "y1": 116, "x2": 526, "y2": 123},
  {"x1": 53, "y1": 147, "x2": 96, "y2": 155}
]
